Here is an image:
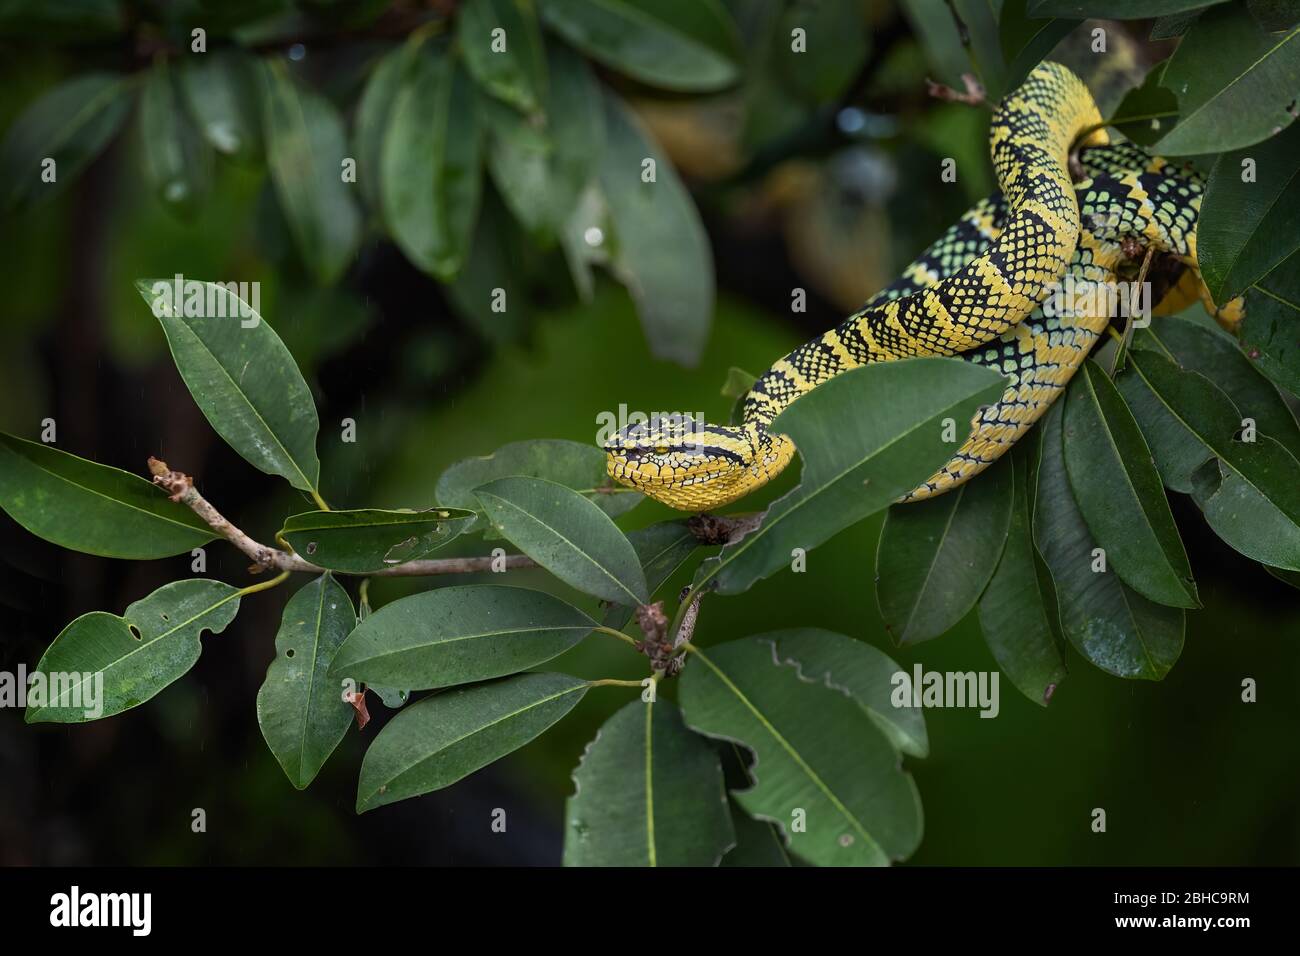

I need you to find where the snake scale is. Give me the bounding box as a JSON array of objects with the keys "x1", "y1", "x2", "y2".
[{"x1": 605, "y1": 63, "x2": 1231, "y2": 512}]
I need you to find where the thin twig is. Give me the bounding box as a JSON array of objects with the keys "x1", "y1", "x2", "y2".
[{"x1": 147, "y1": 457, "x2": 536, "y2": 578}]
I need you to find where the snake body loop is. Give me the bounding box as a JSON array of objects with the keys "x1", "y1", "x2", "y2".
[{"x1": 605, "y1": 64, "x2": 1221, "y2": 513}]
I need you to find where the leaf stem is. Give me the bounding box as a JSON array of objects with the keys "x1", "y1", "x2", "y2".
[
  {"x1": 591, "y1": 625, "x2": 639, "y2": 647},
  {"x1": 238, "y1": 570, "x2": 290, "y2": 596},
  {"x1": 588, "y1": 678, "x2": 648, "y2": 689},
  {"x1": 148, "y1": 456, "x2": 538, "y2": 578},
  {"x1": 310, "y1": 488, "x2": 331, "y2": 512}
]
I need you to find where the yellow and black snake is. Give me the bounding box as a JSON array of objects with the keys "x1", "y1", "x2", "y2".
[{"x1": 605, "y1": 63, "x2": 1235, "y2": 512}]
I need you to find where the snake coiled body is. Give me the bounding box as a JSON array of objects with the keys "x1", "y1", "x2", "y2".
[{"x1": 605, "y1": 63, "x2": 1220, "y2": 512}]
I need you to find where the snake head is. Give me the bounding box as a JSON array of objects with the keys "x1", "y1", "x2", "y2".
[{"x1": 603, "y1": 416, "x2": 776, "y2": 512}]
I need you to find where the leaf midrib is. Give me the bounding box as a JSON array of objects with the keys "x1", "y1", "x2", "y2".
[
  {"x1": 163, "y1": 311, "x2": 317, "y2": 492},
  {"x1": 691, "y1": 647, "x2": 885, "y2": 858},
  {"x1": 479, "y1": 491, "x2": 645, "y2": 603}
]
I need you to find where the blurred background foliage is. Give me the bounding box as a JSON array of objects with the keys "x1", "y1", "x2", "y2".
[{"x1": 1, "y1": 0, "x2": 1299, "y2": 865}]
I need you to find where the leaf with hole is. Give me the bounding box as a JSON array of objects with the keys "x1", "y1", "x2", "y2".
[
  {"x1": 278, "y1": 508, "x2": 475, "y2": 573},
  {"x1": 26, "y1": 580, "x2": 241, "y2": 723},
  {"x1": 564, "y1": 699, "x2": 734, "y2": 867},
  {"x1": 256, "y1": 574, "x2": 356, "y2": 789},
  {"x1": 0, "y1": 432, "x2": 215, "y2": 559},
  {"x1": 356, "y1": 672, "x2": 588, "y2": 811}
]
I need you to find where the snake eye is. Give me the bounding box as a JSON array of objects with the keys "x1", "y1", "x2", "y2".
[{"x1": 654, "y1": 445, "x2": 669, "y2": 455}]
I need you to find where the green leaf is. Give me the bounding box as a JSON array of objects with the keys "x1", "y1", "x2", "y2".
[
  {"x1": 977, "y1": 447, "x2": 1067, "y2": 706},
  {"x1": 603, "y1": 520, "x2": 700, "y2": 631},
  {"x1": 763, "y1": 628, "x2": 929, "y2": 759},
  {"x1": 951, "y1": 0, "x2": 1007, "y2": 100},
  {"x1": 1198, "y1": 123, "x2": 1300, "y2": 302},
  {"x1": 134, "y1": 279, "x2": 323, "y2": 496},
  {"x1": 1107, "y1": 59, "x2": 1179, "y2": 147},
  {"x1": 598, "y1": 92, "x2": 714, "y2": 366},
  {"x1": 0, "y1": 72, "x2": 132, "y2": 211},
  {"x1": 1249, "y1": 0, "x2": 1300, "y2": 32},
  {"x1": 353, "y1": 37, "x2": 424, "y2": 215},
  {"x1": 1063, "y1": 361, "x2": 1198, "y2": 608},
  {"x1": 540, "y1": 0, "x2": 741, "y2": 92},
  {"x1": 459, "y1": 0, "x2": 547, "y2": 113},
  {"x1": 256, "y1": 574, "x2": 355, "y2": 789},
  {"x1": 260, "y1": 61, "x2": 361, "y2": 284},
  {"x1": 1117, "y1": 348, "x2": 1300, "y2": 570},
  {"x1": 483, "y1": 41, "x2": 603, "y2": 242},
  {"x1": 775, "y1": 0, "x2": 870, "y2": 103},
  {"x1": 678, "y1": 636, "x2": 923, "y2": 867},
  {"x1": 1032, "y1": 401, "x2": 1184, "y2": 680},
  {"x1": 721, "y1": 800, "x2": 793, "y2": 867},
  {"x1": 876, "y1": 456, "x2": 1014, "y2": 645},
  {"x1": 436, "y1": 438, "x2": 642, "y2": 533},
  {"x1": 444, "y1": 193, "x2": 532, "y2": 345},
  {"x1": 139, "y1": 62, "x2": 212, "y2": 218},
  {"x1": 999, "y1": 0, "x2": 1077, "y2": 92},
  {"x1": 0, "y1": 432, "x2": 215, "y2": 559},
  {"x1": 356, "y1": 672, "x2": 588, "y2": 811},
  {"x1": 693, "y1": 359, "x2": 1007, "y2": 596},
  {"x1": 1241, "y1": 256, "x2": 1300, "y2": 396},
  {"x1": 278, "y1": 508, "x2": 475, "y2": 573},
  {"x1": 330, "y1": 585, "x2": 594, "y2": 690},
  {"x1": 1156, "y1": 5, "x2": 1300, "y2": 155},
  {"x1": 26, "y1": 579, "x2": 241, "y2": 723},
  {"x1": 564, "y1": 699, "x2": 734, "y2": 866},
  {"x1": 381, "y1": 47, "x2": 482, "y2": 281},
  {"x1": 179, "y1": 49, "x2": 263, "y2": 163},
  {"x1": 1136, "y1": 318, "x2": 1300, "y2": 462},
  {"x1": 475, "y1": 476, "x2": 649, "y2": 605}
]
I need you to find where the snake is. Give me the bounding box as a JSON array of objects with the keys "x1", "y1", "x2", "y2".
[{"x1": 604, "y1": 62, "x2": 1235, "y2": 512}]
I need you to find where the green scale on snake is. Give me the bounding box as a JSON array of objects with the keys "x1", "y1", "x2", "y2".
[{"x1": 604, "y1": 63, "x2": 1236, "y2": 512}]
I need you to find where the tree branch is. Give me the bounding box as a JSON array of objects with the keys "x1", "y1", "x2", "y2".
[{"x1": 147, "y1": 457, "x2": 536, "y2": 578}]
